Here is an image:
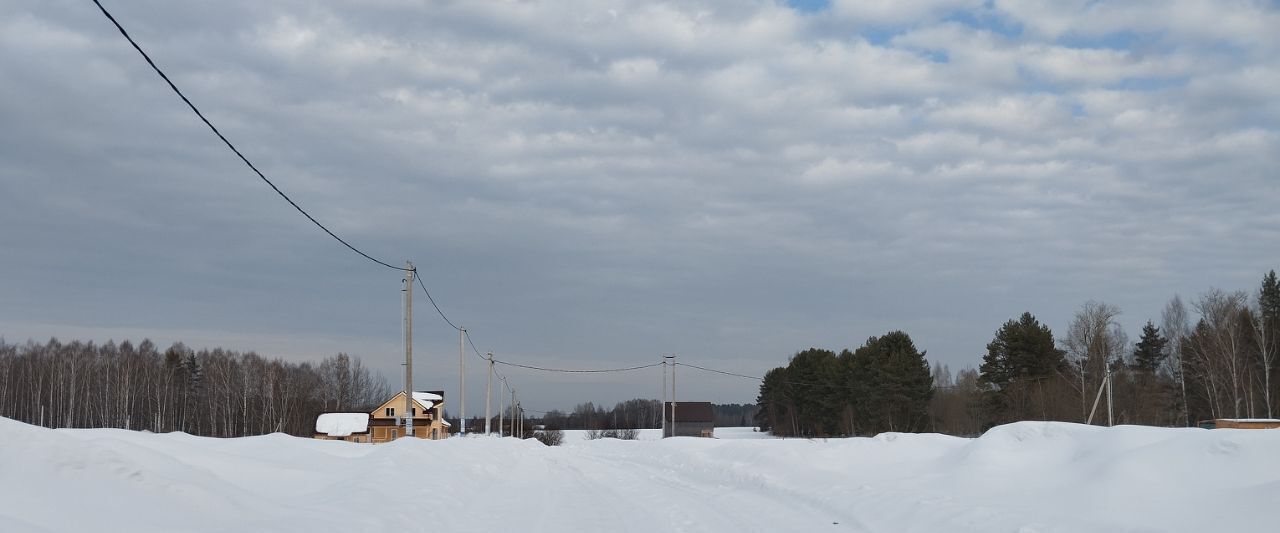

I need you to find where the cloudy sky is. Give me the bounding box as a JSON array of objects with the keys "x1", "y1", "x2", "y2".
[{"x1": 2, "y1": 0, "x2": 1278, "y2": 412}]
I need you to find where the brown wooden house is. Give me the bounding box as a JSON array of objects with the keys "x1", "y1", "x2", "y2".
[
  {"x1": 314, "y1": 390, "x2": 451, "y2": 443},
  {"x1": 663, "y1": 401, "x2": 714, "y2": 438},
  {"x1": 1198, "y1": 418, "x2": 1280, "y2": 430}
]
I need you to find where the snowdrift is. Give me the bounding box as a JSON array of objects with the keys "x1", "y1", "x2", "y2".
[{"x1": 0, "y1": 417, "x2": 1276, "y2": 532}]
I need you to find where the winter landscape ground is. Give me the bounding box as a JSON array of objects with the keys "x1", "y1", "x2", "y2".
[{"x1": 1, "y1": 417, "x2": 1276, "y2": 532}]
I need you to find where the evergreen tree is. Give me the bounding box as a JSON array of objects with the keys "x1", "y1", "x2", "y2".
[
  {"x1": 846, "y1": 331, "x2": 933, "y2": 435},
  {"x1": 979, "y1": 312, "x2": 1067, "y2": 427},
  {"x1": 1131, "y1": 321, "x2": 1168, "y2": 374},
  {"x1": 1262, "y1": 270, "x2": 1280, "y2": 322},
  {"x1": 785, "y1": 348, "x2": 840, "y2": 437}
]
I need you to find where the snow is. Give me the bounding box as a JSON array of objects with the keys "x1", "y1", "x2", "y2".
[
  {"x1": 313, "y1": 413, "x2": 369, "y2": 437},
  {"x1": 2, "y1": 417, "x2": 1277, "y2": 532},
  {"x1": 417, "y1": 389, "x2": 448, "y2": 402},
  {"x1": 556, "y1": 427, "x2": 776, "y2": 442}
]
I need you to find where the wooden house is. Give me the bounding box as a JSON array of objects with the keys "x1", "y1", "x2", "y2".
[
  {"x1": 314, "y1": 390, "x2": 451, "y2": 443},
  {"x1": 1198, "y1": 418, "x2": 1280, "y2": 430},
  {"x1": 368, "y1": 390, "x2": 450, "y2": 442},
  {"x1": 663, "y1": 401, "x2": 714, "y2": 438}
]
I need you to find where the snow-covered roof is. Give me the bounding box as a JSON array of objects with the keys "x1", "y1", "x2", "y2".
[
  {"x1": 315, "y1": 413, "x2": 369, "y2": 437},
  {"x1": 414, "y1": 391, "x2": 443, "y2": 402},
  {"x1": 413, "y1": 391, "x2": 442, "y2": 410}
]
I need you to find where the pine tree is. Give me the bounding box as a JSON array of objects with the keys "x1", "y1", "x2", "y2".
[
  {"x1": 846, "y1": 332, "x2": 933, "y2": 435},
  {"x1": 979, "y1": 312, "x2": 1067, "y2": 427},
  {"x1": 1131, "y1": 321, "x2": 1168, "y2": 374}
]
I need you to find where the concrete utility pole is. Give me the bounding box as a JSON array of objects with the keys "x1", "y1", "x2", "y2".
[
  {"x1": 404, "y1": 261, "x2": 414, "y2": 438},
  {"x1": 459, "y1": 328, "x2": 466, "y2": 436},
  {"x1": 510, "y1": 388, "x2": 517, "y2": 437},
  {"x1": 485, "y1": 352, "x2": 493, "y2": 435},
  {"x1": 671, "y1": 354, "x2": 677, "y2": 438},
  {"x1": 1106, "y1": 368, "x2": 1115, "y2": 427},
  {"x1": 662, "y1": 355, "x2": 674, "y2": 437},
  {"x1": 498, "y1": 377, "x2": 506, "y2": 437}
]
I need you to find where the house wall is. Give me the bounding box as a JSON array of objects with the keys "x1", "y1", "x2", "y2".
[
  {"x1": 1205, "y1": 419, "x2": 1280, "y2": 429},
  {"x1": 314, "y1": 433, "x2": 370, "y2": 443},
  {"x1": 368, "y1": 418, "x2": 448, "y2": 443},
  {"x1": 665, "y1": 423, "x2": 714, "y2": 438}
]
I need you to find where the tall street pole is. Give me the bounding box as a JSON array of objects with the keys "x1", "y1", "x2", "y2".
[
  {"x1": 485, "y1": 352, "x2": 493, "y2": 435},
  {"x1": 662, "y1": 355, "x2": 674, "y2": 437},
  {"x1": 459, "y1": 328, "x2": 466, "y2": 436},
  {"x1": 671, "y1": 354, "x2": 677, "y2": 438},
  {"x1": 404, "y1": 261, "x2": 414, "y2": 438},
  {"x1": 498, "y1": 377, "x2": 506, "y2": 437}
]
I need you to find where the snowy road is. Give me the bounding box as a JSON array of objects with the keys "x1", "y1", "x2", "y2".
[{"x1": 1, "y1": 418, "x2": 1277, "y2": 532}]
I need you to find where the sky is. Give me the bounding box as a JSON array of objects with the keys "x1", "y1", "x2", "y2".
[{"x1": 1, "y1": 0, "x2": 1278, "y2": 413}]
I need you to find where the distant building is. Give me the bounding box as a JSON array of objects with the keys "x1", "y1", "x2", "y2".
[
  {"x1": 1198, "y1": 419, "x2": 1280, "y2": 430},
  {"x1": 314, "y1": 413, "x2": 371, "y2": 442},
  {"x1": 663, "y1": 401, "x2": 714, "y2": 438},
  {"x1": 314, "y1": 390, "x2": 451, "y2": 443}
]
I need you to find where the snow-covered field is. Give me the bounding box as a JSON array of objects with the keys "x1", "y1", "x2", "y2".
[{"x1": 1, "y1": 417, "x2": 1277, "y2": 532}]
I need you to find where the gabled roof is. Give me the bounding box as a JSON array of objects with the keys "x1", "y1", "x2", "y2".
[
  {"x1": 664, "y1": 402, "x2": 714, "y2": 424},
  {"x1": 371, "y1": 391, "x2": 446, "y2": 419}
]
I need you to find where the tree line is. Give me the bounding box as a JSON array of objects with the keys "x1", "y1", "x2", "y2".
[
  {"x1": 532, "y1": 400, "x2": 756, "y2": 430},
  {"x1": 756, "y1": 270, "x2": 1280, "y2": 436},
  {"x1": 0, "y1": 338, "x2": 387, "y2": 437}
]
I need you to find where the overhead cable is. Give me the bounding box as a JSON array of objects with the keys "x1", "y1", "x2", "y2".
[
  {"x1": 90, "y1": 0, "x2": 406, "y2": 272},
  {"x1": 495, "y1": 360, "x2": 663, "y2": 374},
  {"x1": 416, "y1": 272, "x2": 461, "y2": 331}
]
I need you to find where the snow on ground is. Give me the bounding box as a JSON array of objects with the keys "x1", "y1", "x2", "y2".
[
  {"x1": 554, "y1": 426, "x2": 775, "y2": 442},
  {"x1": 1, "y1": 417, "x2": 1277, "y2": 532}
]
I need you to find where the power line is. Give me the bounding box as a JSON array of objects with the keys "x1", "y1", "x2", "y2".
[
  {"x1": 416, "y1": 271, "x2": 462, "y2": 331},
  {"x1": 495, "y1": 360, "x2": 663, "y2": 374},
  {"x1": 674, "y1": 362, "x2": 762, "y2": 381},
  {"x1": 91, "y1": 0, "x2": 407, "y2": 273},
  {"x1": 675, "y1": 361, "x2": 830, "y2": 387}
]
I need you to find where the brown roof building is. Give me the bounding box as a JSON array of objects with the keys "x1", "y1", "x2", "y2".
[{"x1": 663, "y1": 401, "x2": 714, "y2": 438}]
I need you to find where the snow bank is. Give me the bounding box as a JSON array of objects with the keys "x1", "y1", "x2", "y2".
[
  {"x1": 1, "y1": 417, "x2": 1276, "y2": 532},
  {"x1": 314, "y1": 413, "x2": 369, "y2": 437}
]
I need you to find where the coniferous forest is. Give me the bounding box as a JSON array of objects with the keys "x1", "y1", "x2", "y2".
[{"x1": 756, "y1": 270, "x2": 1280, "y2": 437}]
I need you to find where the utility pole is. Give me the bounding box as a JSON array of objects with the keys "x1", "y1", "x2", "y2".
[
  {"x1": 459, "y1": 328, "x2": 466, "y2": 436},
  {"x1": 671, "y1": 354, "x2": 677, "y2": 438},
  {"x1": 498, "y1": 377, "x2": 506, "y2": 437},
  {"x1": 662, "y1": 355, "x2": 674, "y2": 437},
  {"x1": 404, "y1": 261, "x2": 414, "y2": 438},
  {"x1": 485, "y1": 352, "x2": 493, "y2": 435},
  {"x1": 1106, "y1": 368, "x2": 1114, "y2": 427},
  {"x1": 510, "y1": 388, "x2": 517, "y2": 437}
]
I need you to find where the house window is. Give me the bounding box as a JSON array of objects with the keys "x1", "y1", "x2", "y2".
[
  {"x1": 385, "y1": 407, "x2": 395, "y2": 417},
  {"x1": 431, "y1": 428, "x2": 438, "y2": 440},
  {"x1": 411, "y1": 408, "x2": 416, "y2": 416},
  {"x1": 391, "y1": 429, "x2": 398, "y2": 440}
]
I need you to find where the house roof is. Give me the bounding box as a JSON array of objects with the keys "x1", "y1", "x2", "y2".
[
  {"x1": 664, "y1": 402, "x2": 714, "y2": 424},
  {"x1": 315, "y1": 413, "x2": 369, "y2": 436},
  {"x1": 413, "y1": 391, "x2": 443, "y2": 409}
]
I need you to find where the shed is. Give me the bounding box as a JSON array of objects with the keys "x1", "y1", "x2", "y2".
[
  {"x1": 664, "y1": 401, "x2": 714, "y2": 438},
  {"x1": 314, "y1": 413, "x2": 371, "y2": 443}
]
